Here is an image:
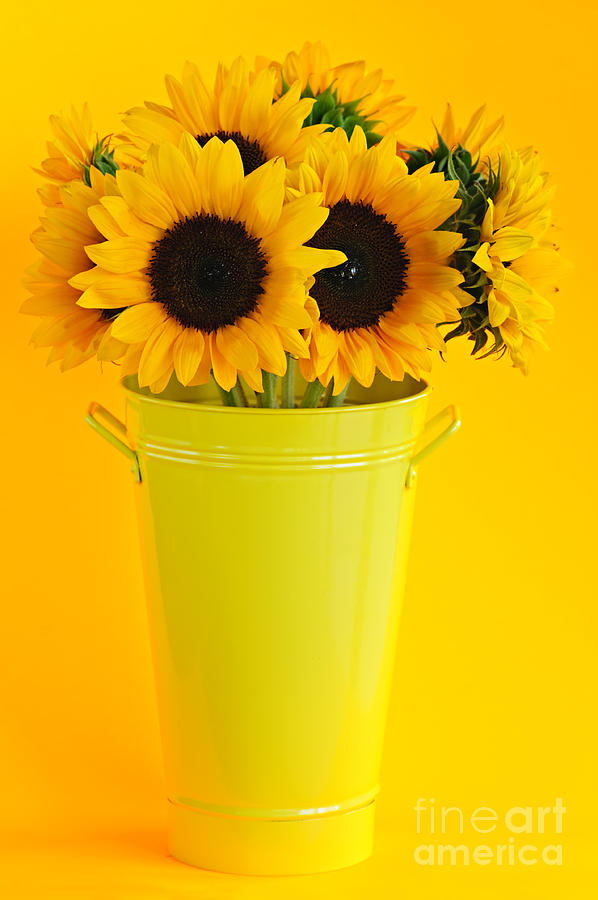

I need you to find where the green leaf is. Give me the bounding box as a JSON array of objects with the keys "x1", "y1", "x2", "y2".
[
  {"x1": 405, "y1": 148, "x2": 433, "y2": 172},
  {"x1": 365, "y1": 130, "x2": 383, "y2": 147},
  {"x1": 321, "y1": 109, "x2": 342, "y2": 125},
  {"x1": 435, "y1": 129, "x2": 449, "y2": 156},
  {"x1": 311, "y1": 89, "x2": 336, "y2": 122},
  {"x1": 444, "y1": 322, "x2": 468, "y2": 342},
  {"x1": 472, "y1": 330, "x2": 489, "y2": 354}
]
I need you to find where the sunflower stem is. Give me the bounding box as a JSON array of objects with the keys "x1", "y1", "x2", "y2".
[
  {"x1": 261, "y1": 372, "x2": 279, "y2": 408},
  {"x1": 300, "y1": 379, "x2": 326, "y2": 408},
  {"x1": 281, "y1": 354, "x2": 295, "y2": 408},
  {"x1": 326, "y1": 379, "x2": 351, "y2": 407},
  {"x1": 216, "y1": 383, "x2": 235, "y2": 407},
  {"x1": 230, "y1": 381, "x2": 248, "y2": 407}
]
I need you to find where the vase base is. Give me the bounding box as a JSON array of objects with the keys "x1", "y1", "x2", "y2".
[{"x1": 167, "y1": 796, "x2": 376, "y2": 875}]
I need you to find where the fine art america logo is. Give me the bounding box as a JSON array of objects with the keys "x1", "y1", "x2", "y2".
[{"x1": 413, "y1": 798, "x2": 565, "y2": 866}]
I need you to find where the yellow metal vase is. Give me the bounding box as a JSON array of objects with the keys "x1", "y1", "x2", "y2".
[{"x1": 87, "y1": 374, "x2": 459, "y2": 875}]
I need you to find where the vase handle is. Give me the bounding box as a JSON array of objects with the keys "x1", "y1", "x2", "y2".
[
  {"x1": 405, "y1": 405, "x2": 460, "y2": 489},
  {"x1": 86, "y1": 402, "x2": 142, "y2": 483}
]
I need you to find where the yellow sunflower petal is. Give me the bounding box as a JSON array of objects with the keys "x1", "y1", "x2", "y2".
[
  {"x1": 96, "y1": 328, "x2": 127, "y2": 363},
  {"x1": 138, "y1": 320, "x2": 180, "y2": 387},
  {"x1": 259, "y1": 294, "x2": 312, "y2": 329},
  {"x1": 173, "y1": 327, "x2": 206, "y2": 385},
  {"x1": 261, "y1": 193, "x2": 327, "y2": 255},
  {"x1": 29, "y1": 314, "x2": 72, "y2": 348},
  {"x1": 31, "y1": 232, "x2": 88, "y2": 273},
  {"x1": 341, "y1": 331, "x2": 376, "y2": 387},
  {"x1": 178, "y1": 131, "x2": 203, "y2": 170},
  {"x1": 149, "y1": 369, "x2": 173, "y2": 394},
  {"x1": 76, "y1": 272, "x2": 151, "y2": 308},
  {"x1": 490, "y1": 265, "x2": 533, "y2": 302},
  {"x1": 209, "y1": 332, "x2": 237, "y2": 391},
  {"x1": 277, "y1": 327, "x2": 311, "y2": 360},
  {"x1": 239, "y1": 158, "x2": 286, "y2": 236},
  {"x1": 210, "y1": 139, "x2": 244, "y2": 219},
  {"x1": 218, "y1": 57, "x2": 250, "y2": 132},
  {"x1": 399, "y1": 198, "x2": 461, "y2": 236},
  {"x1": 97, "y1": 196, "x2": 163, "y2": 242},
  {"x1": 187, "y1": 343, "x2": 213, "y2": 386},
  {"x1": 271, "y1": 246, "x2": 346, "y2": 276},
  {"x1": 216, "y1": 324, "x2": 259, "y2": 370},
  {"x1": 345, "y1": 152, "x2": 379, "y2": 205},
  {"x1": 407, "y1": 263, "x2": 463, "y2": 290},
  {"x1": 120, "y1": 342, "x2": 144, "y2": 376},
  {"x1": 490, "y1": 227, "x2": 535, "y2": 262},
  {"x1": 116, "y1": 169, "x2": 177, "y2": 229},
  {"x1": 181, "y1": 61, "x2": 216, "y2": 132},
  {"x1": 111, "y1": 302, "x2": 167, "y2": 342},
  {"x1": 487, "y1": 288, "x2": 511, "y2": 327},
  {"x1": 21, "y1": 286, "x2": 80, "y2": 316},
  {"x1": 239, "y1": 317, "x2": 287, "y2": 374},
  {"x1": 121, "y1": 106, "x2": 184, "y2": 149},
  {"x1": 239, "y1": 67, "x2": 277, "y2": 136},
  {"x1": 240, "y1": 366, "x2": 264, "y2": 393},
  {"x1": 348, "y1": 126, "x2": 368, "y2": 157},
  {"x1": 152, "y1": 141, "x2": 202, "y2": 217},
  {"x1": 472, "y1": 242, "x2": 493, "y2": 272},
  {"x1": 509, "y1": 245, "x2": 564, "y2": 289},
  {"x1": 322, "y1": 150, "x2": 349, "y2": 207},
  {"x1": 330, "y1": 355, "x2": 352, "y2": 394},
  {"x1": 85, "y1": 238, "x2": 152, "y2": 274},
  {"x1": 165, "y1": 73, "x2": 202, "y2": 134},
  {"x1": 87, "y1": 204, "x2": 126, "y2": 241},
  {"x1": 418, "y1": 324, "x2": 447, "y2": 351},
  {"x1": 379, "y1": 318, "x2": 428, "y2": 349},
  {"x1": 311, "y1": 320, "x2": 338, "y2": 359},
  {"x1": 406, "y1": 230, "x2": 465, "y2": 263},
  {"x1": 500, "y1": 317, "x2": 525, "y2": 351}
]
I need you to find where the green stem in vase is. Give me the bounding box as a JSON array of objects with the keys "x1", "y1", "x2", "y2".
[
  {"x1": 261, "y1": 372, "x2": 279, "y2": 408},
  {"x1": 230, "y1": 381, "x2": 248, "y2": 407},
  {"x1": 281, "y1": 354, "x2": 295, "y2": 408},
  {"x1": 216, "y1": 382, "x2": 235, "y2": 406},
  {"x1": 300, "y1": 379, "x2": 326, "y2": 408},
  {"x1": 326, "y1": 379, "x2": 351, "y2": 407}
]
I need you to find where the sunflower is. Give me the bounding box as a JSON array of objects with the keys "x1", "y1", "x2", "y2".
[
  {"x1": 119, "y1": 56, "x2": 321, "y2": 178},
  {"x1": 35, "y1": 105, "x2": 119, "y2": 207},
  {"x1": 404, "y1": 108, "x2": 504, "y2": 354},
  {"x1": 22, "y1": 168, "x2": 127, "y2": 370},
  {"x1": 286, "y1": 127, "x2": 464, "y2": 394},
  {"x1": 255, "y1": 41, "x2": 415, "y2": 147},
  {"x1": 72, "y1": 134, "x2": 345, "y2": 395},
  {"x1": 469, "y1": 145, "x2": 564, "y2": 372}
]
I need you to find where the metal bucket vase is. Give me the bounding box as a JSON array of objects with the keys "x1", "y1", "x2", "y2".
[{"x1": 87, "y1": 374, "x2": 459, "y2": 876}]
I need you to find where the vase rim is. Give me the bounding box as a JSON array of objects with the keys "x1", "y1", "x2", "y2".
[{"x1": 120, "y1": 376, "x2": 432, "y2": 415}]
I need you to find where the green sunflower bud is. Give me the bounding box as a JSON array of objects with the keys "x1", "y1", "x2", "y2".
[
  {"x1": 82, "y1": 138, "x2": 118, "y2": 186},
  {"x1": 282, "y1": 79, "x2": 385, "y2": 145}
]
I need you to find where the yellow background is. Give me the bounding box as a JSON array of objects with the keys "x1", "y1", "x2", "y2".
[{"x1": 1, "y1": 1, "x2": 596, "y2": 896}]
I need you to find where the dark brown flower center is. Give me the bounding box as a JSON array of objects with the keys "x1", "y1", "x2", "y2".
[
  {"x1": 148, "y1": 214, "x2": 267, "y2": 332},
  {"x1": 306, "y1": 200, "x2": 409, "y2": 331},
  {"x1": 196, "y1": 131, "x2": 268, "y2": 175}
]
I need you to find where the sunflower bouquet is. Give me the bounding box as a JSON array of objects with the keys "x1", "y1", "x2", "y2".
[{"x1": 24, "y1": 43, "x2": 566, "y2": 408}]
